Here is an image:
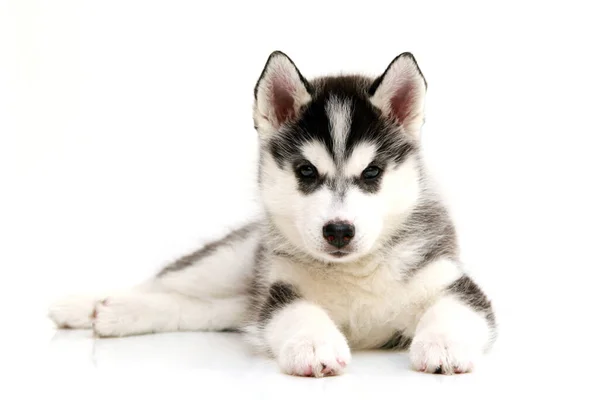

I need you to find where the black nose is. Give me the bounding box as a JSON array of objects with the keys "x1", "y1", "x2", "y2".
[{"x1": 323, "y1": 222, "x2": 355, "y2": 248}]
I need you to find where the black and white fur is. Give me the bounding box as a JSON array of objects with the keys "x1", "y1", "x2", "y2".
[{"x1": 49, "y1": 51, "x2": 496, "y2": 377}]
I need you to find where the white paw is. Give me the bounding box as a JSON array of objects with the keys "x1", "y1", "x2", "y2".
[
  {"x1": 409, "y1": 332, "x2": 480, "y2": 374},
  {"x1": 92, "y1": 296, "x2": 151, "y2": 338},
  {"x1": 48, "y1": 295, "x2": 97, "y2": 329},
  {"x1": 277, "y1": 330, "x2": 351, "y2": 378}
]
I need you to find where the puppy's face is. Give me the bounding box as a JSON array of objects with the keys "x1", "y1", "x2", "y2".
[{"x1": 254, "y1": 52, "x2": 427, "y2": 263}]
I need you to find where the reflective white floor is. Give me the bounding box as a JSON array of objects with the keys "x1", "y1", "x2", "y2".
[
  {"x1": 0, "y1": 302, "x2": 586, "y2": 400},
  {"x1": 33, "y1": 320, "x2": 549, "y2": 400}
]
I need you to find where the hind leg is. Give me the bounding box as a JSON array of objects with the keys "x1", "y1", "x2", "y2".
[
  {"x1": 49, "y1": 288, "x2": 247, "y2": 337},
  {"x1": 92, "y1": 290, "x2": 247, "y2": 337},
  {"x1": 48, "y1": 222, "x2": 261, "y2": 337}
]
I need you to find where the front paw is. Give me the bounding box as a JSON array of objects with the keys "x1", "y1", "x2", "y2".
[
  {"x1": 277, "y1": 331, "x2": 351, "y2": 378},
  {"x1": 409, "y1": 332, "x2": 479, "y2": 375}
]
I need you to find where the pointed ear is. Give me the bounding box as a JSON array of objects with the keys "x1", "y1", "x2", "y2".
[
  {"x1": 369, "y1": 53, "x2": 427, "y2": 137},
  {"x1": 253, "y1": 51, "x2": 312, "y2": 135}
]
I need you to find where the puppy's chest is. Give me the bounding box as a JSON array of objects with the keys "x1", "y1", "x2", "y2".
[{"x1": 273, "y1": 259, "x2": 424, "y2": 349}]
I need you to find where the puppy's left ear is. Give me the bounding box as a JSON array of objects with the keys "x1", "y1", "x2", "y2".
[
  {"x1": 369, "y1": 53, "x2": 427, "y2": 138},
  {"x1": 253, "y1": 51, "x2": 312, "y2": 136}
]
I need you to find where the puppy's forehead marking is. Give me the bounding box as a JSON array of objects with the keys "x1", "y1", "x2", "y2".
[
  {"x1": 301, "y1": 141, "x2": 336, "y2": 176},
  {"x1": 325, "y1": 96, "x2": 352, "y2": 162},
  {"x1": 344, "y1": 142, "x2": 377, "y2": 177}
]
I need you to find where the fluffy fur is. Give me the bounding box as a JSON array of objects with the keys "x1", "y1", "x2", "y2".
[{"x1": 48, "y1": 51, "x2": 496, "y2": 377}]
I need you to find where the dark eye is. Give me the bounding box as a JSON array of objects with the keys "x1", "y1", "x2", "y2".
[
  {"x1": 297, "y1": 164, "x2": 318, "y2": 179},
  {"x1": 361, "y1": 166, "x2": 381, "y2": 180}
]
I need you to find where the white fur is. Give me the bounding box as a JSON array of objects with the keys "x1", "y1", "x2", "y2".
[
  {"x1": 266, "y1": 256, "x2": 463, "y2": 350},
  {"x1": 343, "y1": 142, "x2": 377, "y2": 177},
  {"x1": 264, "y1": 301, "x2": 351, "y2": 377},
  {"x1": 409, "y1": 296, "x2": 489, "y2": 374},
  {"x1": 48, "y1": 294, "x2": 97, "y2": 329},
  {"x1": 326, "y1": 96, "x2": 352, "y2": 161},
  {"x1": 158, "y1": 227, "x2": 261, "y2": 298},
  {"x1": 49, "y1": 289, "x2": 248, "y2": 338},
  {"x1": 301, "y1": 141, "x2": 337, "y2": 177},
  {"x1": 92, "y1": 292, "x2": 247, "y2": 337}
]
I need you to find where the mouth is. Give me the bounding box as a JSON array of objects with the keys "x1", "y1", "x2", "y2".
[{"x1": 328, "y1": 250, "x2": 352, "y2": 258}]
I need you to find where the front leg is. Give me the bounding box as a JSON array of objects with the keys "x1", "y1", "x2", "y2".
[
  {"x1": 259, "y1": 282, "x2": 351, "y2": 378},
  {"x1": 410, "y1": 275, "x2": 496, "y2": 374}
]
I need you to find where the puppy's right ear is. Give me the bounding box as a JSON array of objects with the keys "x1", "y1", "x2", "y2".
[{"x1": 253, "y1": 51, "x2": 312, "y2": 135}]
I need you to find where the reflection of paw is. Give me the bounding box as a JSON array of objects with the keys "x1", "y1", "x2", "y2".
[
  {"x1": 278, "y1": 331, "x2": 351, "y2": 378},
  {"x1": 92, "y1": 296, "x2": 150, "y2": 338},
  {"x1": 409, "y1": 332, "x2": 479, "y2": 374},
  {"x1": 48, "y1": 295, "x2": 97, "y2": 329}
]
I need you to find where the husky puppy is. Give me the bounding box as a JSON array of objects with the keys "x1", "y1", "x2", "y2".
[{"x1": 49, "y1": 51, "x2": 496, "y2": 377}]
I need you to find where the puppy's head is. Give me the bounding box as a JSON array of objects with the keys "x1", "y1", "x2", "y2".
[{"x1": 254, "y1": 51, "x2": 427, "y2": 263}]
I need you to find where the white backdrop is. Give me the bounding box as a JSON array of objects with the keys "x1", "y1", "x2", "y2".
[{"x1": 1, "y1": 0, "x2": 599, "y2": 395}]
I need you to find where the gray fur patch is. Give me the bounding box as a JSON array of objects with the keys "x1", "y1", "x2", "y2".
[
  {"x1": 258, "y1": 281, "x2": 301, "y2": 326},
  {"x1": 157, "y1": 221, "x2": 259, "y2": 277},
  {"x1": 380, "y1": 330, "x2": 412, "y2": 350},
  {"x1": 447, "y1": 275, "x2": 496, "y2": 330},
  {"x1": 246, "y1": 243, "x2": 267, "y2": 317},
  {"x1": 388, "y1": 199, "x2": 459, "y2": 277}
]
